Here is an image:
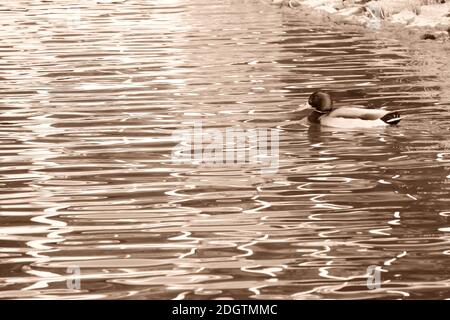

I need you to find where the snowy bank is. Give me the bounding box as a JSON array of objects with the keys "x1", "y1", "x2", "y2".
[{"x1": 272, "y1": 0, "x2": 450, "y2": 40}]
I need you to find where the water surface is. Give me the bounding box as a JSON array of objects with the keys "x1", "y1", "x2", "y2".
[{"x1": 0, "y1": 0, "x2": 449, "y2": 299}]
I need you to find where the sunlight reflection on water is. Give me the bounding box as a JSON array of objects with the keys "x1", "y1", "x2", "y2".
[{"x1": 0, "y1": 0, "x2": 449, "y2": 299}]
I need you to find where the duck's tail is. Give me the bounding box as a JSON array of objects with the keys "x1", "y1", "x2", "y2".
[{"x1": 381, "y1": 112, "x2": 402, "y2": 125}]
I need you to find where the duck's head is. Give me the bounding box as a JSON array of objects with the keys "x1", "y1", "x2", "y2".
[{"x1": 308, "y1": 91, "x2": 333, "y2": 113}]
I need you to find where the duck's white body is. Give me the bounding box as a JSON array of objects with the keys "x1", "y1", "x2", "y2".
[{"x1": 317, "y1": 107, "x2": 399, "y2": 128}]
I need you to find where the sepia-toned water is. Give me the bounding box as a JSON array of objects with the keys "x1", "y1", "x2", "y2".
[{"x1": 0, "y1": 0, "x2": 449, "y2": 299}]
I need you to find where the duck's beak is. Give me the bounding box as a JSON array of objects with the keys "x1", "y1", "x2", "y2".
[{"x1": 297, "y1": 102, "x2": 311, "y2": 111}]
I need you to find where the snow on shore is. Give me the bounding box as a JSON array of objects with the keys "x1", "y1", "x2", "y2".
[{"x1": 273, "y1": 0, "x2": 450, "y2": 39}]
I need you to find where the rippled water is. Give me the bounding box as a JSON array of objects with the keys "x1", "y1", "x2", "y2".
[{"x1": 0, "y1": 0, "x2": 449, "y2": 300}]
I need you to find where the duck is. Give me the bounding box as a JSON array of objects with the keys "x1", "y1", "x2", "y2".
[{"x1": 307, "y1": 91, "x2": 402, "y2": 128}]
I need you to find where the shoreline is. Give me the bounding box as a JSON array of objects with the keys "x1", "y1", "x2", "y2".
[
  {"x1": 270, "y1": 0, "x2": 450, "y2": 97},
  {"x1": 272, "y1": 0, "x2": 450, "y2": 41}
]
